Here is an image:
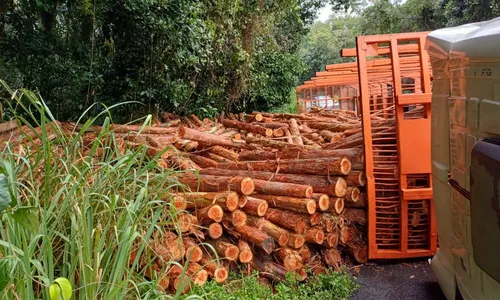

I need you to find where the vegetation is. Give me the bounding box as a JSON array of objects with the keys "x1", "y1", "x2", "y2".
[
  {"x1": 299, "y1": 0, "x2": 500, "y2": 83},
  {"x1": 185, "y1": 269, "x2": 359, "y2": 300},
  {"x1": 0, "y1": 84, "x2": 190, "y2": 299}
]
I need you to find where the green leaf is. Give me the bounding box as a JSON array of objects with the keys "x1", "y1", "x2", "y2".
[
  {"x1": 49, "y1": 278, "x2": 72, "y2": 300},
  {"x1": 12, "y1": 207, "x2": 39, "y2": 234},
  {"x1": 0, "y1": 258, "x2": 10, "y2": 292},
  {"x1": 0, "y1": 174, "x2": 11, "y2": 213}
]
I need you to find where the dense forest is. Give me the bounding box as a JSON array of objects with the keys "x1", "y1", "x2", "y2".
[{"x1": 0, "y1": 0, "x2": 499, "y2": 121}]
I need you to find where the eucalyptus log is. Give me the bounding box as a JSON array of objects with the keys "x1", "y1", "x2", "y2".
[
  {"x1": 253, "y1": 194, "x2": 316, "y2": 214},
  {"x1": 221, "y1": 118, "x2": 273, "y2": 137},
  {"x1": 178, "y1": 173, "x2": 255, "y2": 195},
  {"x1": 247, "y1": 215, "x2": 290, "y2": 247},
  {"x1": 252, "y1": 179, "x2": 313, "y2": 198},
  {"x1": 230, "y1": 225, "x2": 275, "y2": 254}
]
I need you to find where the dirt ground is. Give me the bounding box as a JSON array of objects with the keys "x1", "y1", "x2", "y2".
[{"x1": 351, "y1": 259, "x2": 446, "y2": 300}]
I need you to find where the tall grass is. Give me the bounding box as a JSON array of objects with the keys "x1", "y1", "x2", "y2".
[{"x1": 0, "y1": 83, "x2": 189, "y2": 299}]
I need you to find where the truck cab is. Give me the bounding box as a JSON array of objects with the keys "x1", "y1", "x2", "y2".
[{"x1": 427, "y1": 18, "x2": 500, "y2": 300}]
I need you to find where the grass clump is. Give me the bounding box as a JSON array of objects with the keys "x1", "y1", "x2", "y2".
[
  {"x1": 185, "y1": 269, "x2": 359, "y2": 300},
  {"x1": 0, "y1": 83, "x2": 188, "y2": 299}
]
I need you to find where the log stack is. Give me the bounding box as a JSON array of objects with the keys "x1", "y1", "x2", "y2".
[
  {"x1": 119, "y1": 108, "x2": 371, "y2": 293},
  {"x1": 1, "y1": 108, "x2": 371, "y2": 294}
]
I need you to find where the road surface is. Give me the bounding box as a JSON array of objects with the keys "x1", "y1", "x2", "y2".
[{"x1": 351, "y1": 260, "x2": 446, "y2": 300}]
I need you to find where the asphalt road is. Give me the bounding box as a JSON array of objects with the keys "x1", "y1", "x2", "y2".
[{"x1": 351, "y1": 260, "x2": 446, "y2": 300}]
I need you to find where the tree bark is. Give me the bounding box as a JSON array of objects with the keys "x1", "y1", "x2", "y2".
[
  {"x1": 252, "y1": 179, "x2": 313, "y2": 198},
  {"x1": 289, "y1": 118, "x2": 304, "y2": 145},
  {"x1": 208, "y1": 238, "x2": 240, "y2": 261},
  {"x1": 253, "y1": 194, "x2": 316, "y2": 214},
  {"x1": 180, "y1": 191, "x2": 239, "y2": 211},
  {"x1": 304, "y1": 228, "x2": 325, "y2": 245},
  {"x1": 221, "y1": 118, "x2": 273, "y2": 137},
  {"x1": 343, "y1": 208, "x2": 367, "y2": 226},
  {"x1": 230, "y1": 225, "x2": 275, "y2": 254},
  {"x1": 287, "y1": 234, "x2": 305, "y2": 249},
  {"x1": 188, "y1": 154, "x2": 218, "y2": 168},
  {"x1": 178, "y1": 173, "x2": 255, "y2": 195},
  {"x1": 178, "y1": 126, "x2": 251, "y2": 149},
  {"x1": 200, "y1": 168, "x2": 347, "y2": 197},
  {"x1": 344, "y1": 171, "x2": 366, "y2": 187},
  {"x1": 312, "y1": 193, "x2": 330, "y2": 211},
  {"x1": 247, "y1": 215, "x2": 290, "y2": 247},
  {"x1": 264, "y1": 208, "x2": 306, "y2": 234},
  {"x1": 241, "y1": 196, "x2": 269, "y2": 217},
  {"x1": 196, "y1": 205, "x2": 224, "y2": 223},
  {"x1": 276, "y1": 247, "x2": 303, "y2": 271},
  {"x1": 217, "y1": 157, "x2": 351, "y2": 176},
  {"x1": 237, "y1": 240, "x2": 253, "y2": 263}
]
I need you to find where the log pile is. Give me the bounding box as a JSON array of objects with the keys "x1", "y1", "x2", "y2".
[{"x1": 0, "y1": 108, "x2": 370, "y2": 294}]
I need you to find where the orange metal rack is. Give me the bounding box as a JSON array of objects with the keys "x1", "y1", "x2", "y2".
[
  {"x1": 355, "y1": 32, "x2": 437, "y2": 259},
  {"x1": 296, "y1": 31, "x2": 437, "y2": 260}
]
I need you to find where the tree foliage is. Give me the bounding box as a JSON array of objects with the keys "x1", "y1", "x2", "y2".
[{"x1": 0, "y1": 0, "x2": 338, "y2": 121}]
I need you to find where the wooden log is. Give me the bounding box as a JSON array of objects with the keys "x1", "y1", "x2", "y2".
[
  {"x1": 188, "y1": 154, "x2": 218, "y2": 168},
  {"x1": 276, "y1": 247, "x2": 303, "y2": 271},
  {"x1": 343, "y1": 208, "x2": 367, "y2": 226},
  {"x1": 169, "y1": 265, "x2": 191, "y2": 294},
  {"x1": 306, "y1": 121, "x2": 358, "y2": 132},
  {"x1": 226, "y1": 209, "x2": 247, "y2": 227},
  {"x1": 320, "y1": 130, "x2": 342, "y2": 142},
  {"x1": 187, "y1": 262, "x2": 209, "y2": 286},
  {"x1": 183, "y1": 238, "x2": 203, "y2": 263},
  {"x1": 304, "y1": 228, "x2": 325, "y2": 245},
  {"x1": 181, "y1": 192, "x2": 239, "y2": 211},
  {"x1": 230, "y1": 225, "x2": 275, "y2": 254},
  {"x1": 156, "y1": 232, "x2": 185, "y2": 263},
  {"x1": 289, "y1": 118, "x2": 304, "y2": 145},
  {"x1": 253, "y1": 194, "x2": 316, "y2": 214},
  {"x1": 179, "y1": 173, "x2": 255, "y2": 195},
  {"x1": 245, "y1": 135, "x2": 318, "y2": 150},
  {"x1": 217, "y1": 157, "x2": 351, "y2": 176},
  {"x1": 238, "y1": 195, "x2": 247, "y2": 208},
  {"x1": 251, "y1": 255, "x2": 287, "y2": 281},
  {"x1": 209, "y1": 145, "x2": 239, "y2": 161},
  {"x1": 247, "y1": 215, "x2": 290, "y2": 247},
  {"x1": 343, "y1": 240, "x2": 368, "y2": 264},
  {"x1": 241, "y1": 196, "x2": 268, "y2": 217},
  {"x1": 207, "y1": 223, "x2": 223, "y2": 239},
  {"x1": 237, "y1": 240, "x2": 253, "y2": 263},
  {"x1": 208, "y1": 239, "x2": 240, "y2": 261},
  {"x1": 312, "y1": 193, "x2": 330, "y2": 211},
  {"x1": 323, "y1": 248, "x2": 342, "y2": 268},
  {"x1": 178, "y1": 126, "x2": 250, "y2": 149},
  {"x1": 345, "y1": 187, "x2": 360, "y2": 203},
  {"x1": 221, "y1": 119, "x2": 273, "y2": 137},
  {"x1": 157, "y1": 273, "x2": 170, "y2": 292},
  {"x1": 273, "y1": 127, "x2": 286, "y2": 137},
  {"x1": 325, "y1": 233, "x2": 339, "y2": 248},
  {"x1": 176, "y1": 213, "x2": 193, "y2": 233},
  {"x1": 252, "y1": 179, "x2": 313, "y2": 198},
  {"x1": 345, "y1": 193, "x2": 367, "y2": 208},
  {"x1": 284, "y1": 129, "x2": 294, "y2": 144},
  {"x1": 190, "y1": 114, "x2": 203, "y2": 127},
  {"x1": 245, "y1": 113, "x2": 263, "y2": 122},
  {"x1": 110, "y1": 124, "x2": 178, "y2": 135},
  {"x1": 294, "y1": 268, "x2": 308, "y2": 282},
  {"x1": 200, "y1": 252, "x2": 228, "y2": 283},
  {"x1": 344, "y1": 171, "x2": 366, "y2": 187},
  {"x1": 196, "y1": 204, "x2": 224, "y2": 223},
  {"x1": 287, "y1": 234, "x2": 305, "y2": 249},
  {"x1": 171, "y1": 195, "x2": 187, "y2": 211},
  {"x1": 264, "y1": 208, "x2": 306, "y2": 234},
  {"x1": 202, "y1": 152, "x2": 232, "y2": 164},
  {"x1": 298, "y1": 246, "x2": 311, "y2": 262},
  {"x1": 328, "y1": 197, "x2": 345, "y2": 215},
  {"x1": 200, "y1": 168, "x2": 347, "y2": 197}
]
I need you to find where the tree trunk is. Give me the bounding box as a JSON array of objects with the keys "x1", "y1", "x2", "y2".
[
  {"x1": 289, "y1": 118, "x2": 304, "y2": 145},
  {"x1": 208, "y1": 238, "x2": 240, "y2": 261},
  {"x1": 323, "y1": 248, "x2": 341, "y2": 268},
  {"x1": 287, "y1": 234, "x2": 305, "y2": 249},
  {"x1": 251, "y1": 255, "x2": 287, "y2": 281},
  {"x1": 209, "y1": 145, "x2": 239, "y2": 161},
  {"x1": 312, "y1": 193, "x2": 330, "y2": 211},
  {"x1": 276, "y1": 247, "x2": 303, "y2": 271},
  {"x1": 264, "y1": 208, "x2": 306, "y2": 234},
  {"x1": 343, "y1": 209, "x2": 367, "y2": 226},
  {"x1": 345, "y1": 187, "x2": 361, "y2": 203},
  {"x1": 200, "y1": 169, "x2": 347, "y2": 197},
  {"x1": 230, "y1": 225, "x2": 275, "y2": 254},
  {"x1": 178, "y1": 126, "x2": 251, "y2": 149},
  {"x1": 200, "y1": 251, "x2": 229, "y2": 283},
  {"x1": 188, "y1": 154, "x2": 218, "y2": 168},
  {"x1": 247, "y1": 215, "x2": 290, "y2": 247},
  {"x1": 221, "y1": 118, "x2": 273, "y2": 137},
  {"x1": 178, "y1": 173, "x2": 255, "y2": 195},
  {"x1": 196, "y1": 204, "x2": 224, "y2": 223},
  {"x1": 241, "y1": 196, "x2": 269, "y2": 217},
  {"x1": 253, "y1": 194, "x2": 316, "y2": 214},
  {"x1": 304, "y1": 228, "x2": 325, "y2": 245},
  {"x1": 344, "y1": 171, "x2": 366, "y2": 187},
  {"x1": 207, "y1": 222, "x2": 223, "y2": 239},
  {"x1": 180, "y1": 191, "x2": 239, "y2": 211},
  {"x1": 345, "y1": 193, "x2": 367, "y2": 208},
  {"x1": 237, "y1": 240, "x2": 254, "y2": 263},
  {"x1": 217, "y1": 157, "x2": 351, "y2": 176},
  {"x1": 327, "y1": 197, "x2": 345, "y2": 215},
  {"x1": 252, "y1": 179, "x2": 313, "y2": 198},
  {"x1": 183, "y1": 238, "x2": 203, "y2": 263}
]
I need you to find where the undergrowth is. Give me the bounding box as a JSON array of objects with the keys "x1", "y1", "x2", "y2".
[{"x1": 185, "y1": 269, "x2": 359, "y2": 300}]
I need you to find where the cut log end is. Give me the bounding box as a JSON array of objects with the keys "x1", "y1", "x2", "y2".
[
  {"x1": 262, "y1": 237, "x2": 276, "y2": 254},
  {"x1": 257, "y1": 201, "x2": 269, "y2": 217},
  {"x1": 325, "y1": 233, "x2": 339, "y2": 248},
  {"x1": 173, "y1": 196, "x2": 187, "y2": 211},
  {"x1": 239, "y1": 249, "x2": 253, "y2": 263},
  {"x1": 254, "y1": 113, "x2": 263, "y2": 122},
  {"x1": 283, "y1": 253, "x2": 303, "y2": 271},
  {"x1": 214, "y1": 267, "x2": 229, "y2": 283},
  {"x1": 317, "y1": 194, "x2": 330, "y2": 211},
  {"x1": 224, "y1": 245, "x2": 240, "y2": 261},
  {"x1": 336, "y1": 177, "x2": 348, "y2": 197},
  {"x1": 334, "y1": 197, "x2": 345, "y2": 215},
  {"x1": 240, "y1": 177, "x2": 255, "y2": 195},
  {"x1": 231, "y1": 210, "x2": 247, "y2": 227},
  {"x1": 185, "y1": 246, "x2": 203, "y2": 263},
  {"x1": 226, "y1": 192, "x2": 240, "y2": 211},
  {"x1": 305, "y1": 186, "x2": 314, "y2": 198},
  {"x1": 340, "y1": 157, "x2": 352, "y2": 175},
  {"x1": 278, "y1": 232, "x2": 290, "y2": 247},
  {"x1": 288, "y1": 234, "x2": 305, "y2": 249},
  {"x1": 347, "y1": 187, "x2": 360, "y2": 203},
  {"x1": 208, "y1": 223, "x2": 223, "y2": 239},
  {"x1": 296, "y1": 219, "x2": 306, "y2": 234},
  {"x1": 178, "y1": 214, "x2": 193, "y2": 233},
  {"x1": 294, "y1": 268, "x2": 307, "y2": 282},
  {"x1": 265, "y1": 128, "x2": 274, "y2": 137},
  {"x1": 238, "y1": 195, "x2": 248, "y2": 208},
  {"x1": 358, "y1": 171, "x2": 366, "y2": 186},
  {"x1": 306, "y1": 200, "x2": 317, "y2": 214},
  {"x1": 208, "y1": 205, "x2": 224, "y2": 223}
]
